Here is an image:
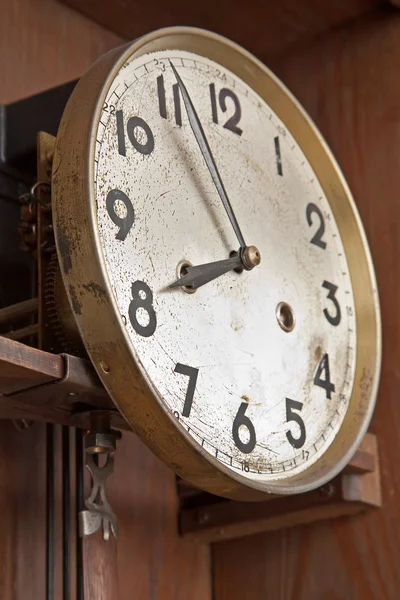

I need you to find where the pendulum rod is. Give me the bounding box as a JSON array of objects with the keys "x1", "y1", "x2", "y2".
[
  {"x1": 62, "y1": 425, "x2": 71, "y2": 600},
  {"x1": 46, "y1": 423, "x2": 55, "y2": 600},
  {"x1": 76, "y1": 427, "x2": 85, "y2": 600}
]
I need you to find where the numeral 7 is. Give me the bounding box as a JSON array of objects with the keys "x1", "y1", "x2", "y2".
[{"x1": 174, "y1": 363, "x2": 199, "y2": 417}]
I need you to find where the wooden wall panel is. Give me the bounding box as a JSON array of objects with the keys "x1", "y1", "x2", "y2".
[
  {"x1": 0, "y1": 0, "x2": 123, "y2": 104},
  {"x1": 214, "y1": 8, "x2": 400, "y2": 600},
  {"x1": 0, "y1": 421, "x2": 46, "y2": 599},
  {"x1": 111, "y1": 432, "x2": 211, "y2": 600},
  {"x1": 0, "y1": 1, "x2": 211, "y2": 598},
  {"x1": 59, "y1": 0, "x2": 384, "y2": 64}
]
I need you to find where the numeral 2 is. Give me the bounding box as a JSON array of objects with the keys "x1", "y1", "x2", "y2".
[
  {"x1": 210, "y1": 84, "x2": 243, "y2": 136},
  {"x1": 116, "y1": 110, "x2": 154, "y2": 156},
  {"x1": 306, "y1": 203, "x2": 326, "y2": 249},
  {"x1": 174, "y1": 364, "x2": 199, "y2": 417}
]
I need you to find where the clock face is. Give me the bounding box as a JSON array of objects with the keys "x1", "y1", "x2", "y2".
[{"x1": 92, "y1": 48, "x2": 356, "y2": 482}]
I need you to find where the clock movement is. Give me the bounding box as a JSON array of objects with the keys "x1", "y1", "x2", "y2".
[{"x1": 0, "y1": 23, "x2": 382, "y2": 596}]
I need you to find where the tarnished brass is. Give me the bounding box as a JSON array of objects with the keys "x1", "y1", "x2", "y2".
[
  {"x1": 52, "y1": 27, "x2": 381, "y2": 500},
  {"x1": 242, "y1": 245, "x2": 261, "y2": 269}
]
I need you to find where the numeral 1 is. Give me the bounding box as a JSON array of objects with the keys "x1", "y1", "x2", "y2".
[
  {"x1": 274, "y1": 136, "x2": 283, "y2": 176},
  {"x1": 157, "y1": 74, "x2": 182, "y2": 126}
]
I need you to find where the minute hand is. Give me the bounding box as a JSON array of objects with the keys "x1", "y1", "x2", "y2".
[{"x1": 169, "y1": 60, "x2": 246, "y2": 249}]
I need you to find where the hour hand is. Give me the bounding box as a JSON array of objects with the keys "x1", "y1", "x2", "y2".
[{"x1": 169, "y1": 254, "x2": 242, "y2": 290}]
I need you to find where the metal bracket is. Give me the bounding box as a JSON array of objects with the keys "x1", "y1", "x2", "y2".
[
  {"x1": 178, "y1": 432, "x2": 381, "y2": 542},
  {"x1": 79, "y1": 412, "x2": 120, "y2": 541},
  {"x1": 79, "y1": 453, "x2": 118, "y2": 541}
]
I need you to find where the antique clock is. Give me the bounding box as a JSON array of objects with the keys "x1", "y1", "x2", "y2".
[{"x1": 45, "y1": 25, "x2": 381, "y2": 502}]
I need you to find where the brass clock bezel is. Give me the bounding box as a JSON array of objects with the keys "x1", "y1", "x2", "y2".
[{"x1": 52, "y1": 26, "x2": 381, "y2": 501}]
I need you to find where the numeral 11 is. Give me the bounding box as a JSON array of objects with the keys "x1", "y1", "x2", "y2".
[{"x1": 157, "y1": 75, "x2": 182, "y2": 126}]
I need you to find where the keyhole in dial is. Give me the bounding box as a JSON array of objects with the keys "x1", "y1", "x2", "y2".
[{"x1": 276, "y1": 302, "x2": 295, "y2": 332}]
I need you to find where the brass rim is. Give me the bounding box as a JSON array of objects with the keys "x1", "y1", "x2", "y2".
[{"x1": 52, "y1": 26, "x2": 381, "y2": 500}]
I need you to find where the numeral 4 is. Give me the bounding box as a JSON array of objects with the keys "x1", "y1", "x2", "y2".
[{"x1": 314, "y1": 353, "x2": 335, "y2": 399}]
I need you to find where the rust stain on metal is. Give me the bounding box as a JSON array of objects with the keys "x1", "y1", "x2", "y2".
[
  {"x1": 68, "y1": 284, "x2": 82, "y2": 315},
  {"x1": 57, "y1": 225, "x2": 73, "y2": 274},
  {"x1": 82, "y1": 282, "x2": 107, "y2": 300},
  {"x1": 314, "y1": 345, "x2": 322, "y2": 363}
]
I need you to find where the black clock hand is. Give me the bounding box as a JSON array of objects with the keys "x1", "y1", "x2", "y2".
[
  {"x1": 169, "y1": 254, "x2": 242, "y2": 290},
  {"x1": 169, "y1": 60, "x2": 247, "y2": 252},
  {"x1": 169, "y1": 246, "x2": 260, "y2": 290}
]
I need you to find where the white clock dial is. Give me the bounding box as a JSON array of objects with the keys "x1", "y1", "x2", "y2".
[{"x1": 92, "y1": 48, "x2": 356, "y2": 482}]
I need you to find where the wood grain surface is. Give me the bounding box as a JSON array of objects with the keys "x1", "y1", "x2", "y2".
[
  {"x1": 82, "y1": 534, "x2": 120, "y2": 600},
  {"x1": 0, "y1": 421, "x2": 47, "y2": 599},
  {"x1": 110, "y1": 433, "x2": 211, "y2": 600},
  {"x1": 60, "y1": 0, "x2": 384, "y2": 64},
  {"x1": 0, "y1": 1, "x2": 211, "y2": 598},
  {"x1": 0, "y1": 0, "x2": 122, "y2": 104},
  {"x1": 214, "y1": 7, "x2": 400, "y2": 600}
]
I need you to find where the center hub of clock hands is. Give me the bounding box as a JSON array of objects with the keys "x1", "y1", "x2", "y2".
[{"x1": 170, "y1": 245, "x2": 261, "y2": 291}]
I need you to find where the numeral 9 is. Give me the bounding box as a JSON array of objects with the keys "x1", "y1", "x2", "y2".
[{"x1": 106, "y1": 189, "x2": 135, "y2": 241}]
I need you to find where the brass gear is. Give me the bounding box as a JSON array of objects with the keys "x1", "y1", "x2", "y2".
[{"x1": 44, "y1": 253, "x2": 85, "y2": 355}]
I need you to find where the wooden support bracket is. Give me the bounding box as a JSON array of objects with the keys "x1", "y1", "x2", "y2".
[
  {"x1": 0, "y1": 334, "x2": 382, "y2": 539},
  {"x1": 0, "y1": 335, "x2": 126, "y2": 430},
  {"x1": 179, "y1": 433, "x2": 380, "y2": 542}
]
